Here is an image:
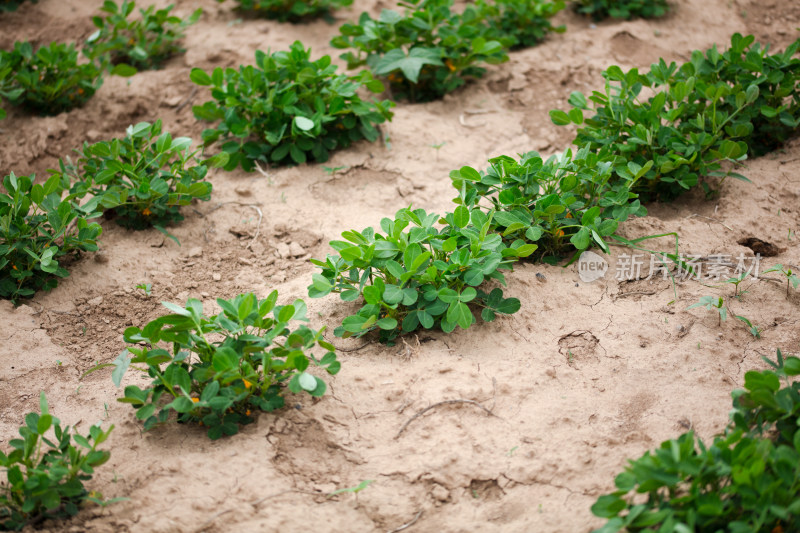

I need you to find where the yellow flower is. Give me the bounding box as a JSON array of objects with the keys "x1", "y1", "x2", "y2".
[
  {"x1": 191, "y1": 397, "x2": 200, "y2": 403},
  {"x1": 555, "y1": 229, "x2": 565, "y2": 237},
  {"x1": 12, "y1": 264, "x2": 17, "y2": 270},
  {"x1": 445, "y1": 59, "x2": 456, "y2": 72},
  {"x1": 243, "y1": 379, "x2": 252, "y2": 389},
  {"x1": 245, "y1": 409, "x2": 251, "y2": 416},
  {"x1": 142, "y1": 208, "x2": 152, "y2": 216}
]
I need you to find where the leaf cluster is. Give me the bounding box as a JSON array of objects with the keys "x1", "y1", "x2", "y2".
[
  {"x1": 0, "y1": 392, "x2": 113, "y2": 531},
  {"x1": 0, "y1": 173, "x2": 102, "y2": 304},
  {"x1": 53, "y1": 120, "x2": 226, "y2": 231},
  {"x1": 113, "y1": 292, "x2": 340, "y2": 439},
  {"x1": 764, "y1": 264, "x2": 800, "y2": 298},
  {"x1": 191, "y1": 41, "x2": 394, "y2": 171},
  {"x1": 85, "y1": 0, "x2": 201, "y2": 70},
  {"x1": 308, "y1": 205, "x2": 525, "y2": 344},
  {"x1": 476, "y1": 0, "x2": 566, "y2": 50},
  {"x1": 217, "y1": 0, "x2": 353, "y2": 22},
  {"x1": 0, "y1": 41, "x2": 104, "y2": 115},
  {"x1": 552, "y1": 34, "x2": 800, "y2": 201},
  {"x1": 592, "y1": 350, "x2": 800, "y2": 532},
  {"x1": 573, "y1": 0, "x2": 668, "y2": 21},
  {"x1": 450, "y1": 145, "x2": 646, "y2": 262},
  {"x1": 331, "y1": 0, "x2": 509, "y2": 102}
]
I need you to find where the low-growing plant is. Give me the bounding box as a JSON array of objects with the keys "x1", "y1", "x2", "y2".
[
  {"x1": 308, "y1": 205, "x2": 526, "y2": 344},
  {"x1": 217, "y1": 0, "x2": 353, "y2": 22},
  {"x1": 0, "y1": 173, "x2": 102, "y2": 304},
  {"x1": 0, "y1": 0, "x2": 37, "y2": 13},
  {"x1": 0, "y1": 41, "x2": 105, "y2": 115},
  {"x1": 733, "y1": 313, "x2": 761, "y2": 339},
  {"x1": 450, "y1": 146, "x2": 647, "y2": 262},
  {"x1": 723, "y1": 270, "x2": 749, "y2": 297},
  {"x1": 85, "y1": 0, "x2": 202, "y2": 70},
  {"x1": 552, "y1": 34, "x2": 800, "y2": 200},
  {"x1": 477, "y1": 0, "x2": 565, "y2": 50},
  {"x1": 191, "y1": 41, "x2": 394, "y2": 171},
  {"x1": 331, "y1": 0, "x2": 508, "y2": 102},
  {"x1": 573, "y1": 0, "x2": 668, "y2": 21},
  {"x1": 764, "y1": 263, "x2": 799, "y2": 298},
  {"x1": 687, "y1": 295, "x2": 727, "y2": 325},
  {"x1": 0, "y1": 392, "x2": 114, "y2": 530},
  {"x1": 54, "y1": 120, "x2": 227, "y2": 233},
  {"x1": 592, "y1": 350, "x2": 800, "y2": 532},
  {"x1": 110, "y1": 292, "x2": 340, "y2": 439}
]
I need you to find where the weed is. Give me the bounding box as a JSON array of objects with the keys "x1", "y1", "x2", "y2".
[
  {"x1": 55, "y1": 120, "x2": 227, "y2": 235},
  {"x1": 687, "y1": 295, "x2": 726, "y2": 326},
  {"x1": 110, "y1": 292, "x2": 340, "y2": 439},
  {"x1": 192, "y1": 41, "x2": 393, "y2": 171},
  {"x1": 331, "y1": 0, "x2": 508, "y2": 102},
  {"x1": 573, "y1": 0, "x2": 668, "y2": 21},
  {"x1": 592, "y1": 350, "x2": 800, "y2": 532},
  {"x1": 327, "y1": 480, "x2": 373, "y2": 498},
  {"x1": 85, "y1": 0, "x2": 202, "y2": 70},
  {"x1": 733, "y1": 314, "x2": 761, "y2": 339},
  {"x1": 0, "y1": 173, "x2": 102, "y2": 304},
  {"x1": 0, "y1": 392, "x2": 114, "y2": 530},
  {"x1": 309, "y1": 205, "x2": 525, "y2": 344},
  {"x1": 764, "y1": 263, "x2": 799, "y2": 297},
  {"x1": 218, "y1": 0, "x2": 353, "y2": 22},
  {"x1": 136, "y1": 282, "x2": 152, "y2": 296}
]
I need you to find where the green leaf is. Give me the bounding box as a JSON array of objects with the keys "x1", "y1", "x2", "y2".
[
  {"x1": 297, "y1": 372, "x2": 317, "y2": 392},
  {"x1": 294, "y1": 116, "x2": 315, "y2": 131},
  {"x1": 374, "y1": 47, "x2": 443, "y2": 84},
  {"x1": 190, "y1": 68, "x2": 212, "y2": 86}
]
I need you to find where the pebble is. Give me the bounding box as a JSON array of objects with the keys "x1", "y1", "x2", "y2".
[
  {"x1": 88, "y1": 296, "x2": 104, "y2": 306},
  {"x1": 275, "y1": 242, "x2": 291, "y2": 258},
  {"x1": 235, "y1": 185, "x2": 252, "y2": 196},
  {"x1": 212, "y1": 273, "x2": 221, "y2": 281},
  {"x1": 187, "y1": 246, "x2": 203, "y2": 258},
  {"x1": 288, "y1": 241, "x2": 305, "y2": 257}
]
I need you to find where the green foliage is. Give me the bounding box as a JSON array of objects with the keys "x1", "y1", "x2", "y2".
[
  {"x1": 0, "y1": 392, "x2": 114, "y2": 531},
  {"x1": 450, "y1": 145, "x2": 646, "y2": 262},
  {"x1": 192, "y1": 41, "x2": 393, "y2": 171},
  {"x1": 308, "y1": 205, "x2": 524, "y2": 345},
  {"x1": 764, "y1": 264, "x2": 800, "y2": 298},
  {"x1": 477, "y1": 0, "x2": 565, "y2": 50},
  {"x1": 113, "y1": 292, "x2": 341, "y2": 440},
  {"x1": 552, "y1": 34, "x2": 800, "y2": 200},
  {"x1": 687, "y1": 295, "x2": 727, "y2": 325},
  {"x1": 85, "y1": 0, "x2": 201, "y2": 70},
  {"x1": 218, "y1": 0, "x2": 353, "y2": 22},
  {"x1": 0, "y1": 41, "x2": 103, "y2": 115},
  {"x1": 331, "y1": 0, "x2": 509, "y2": 102},
  {"x1": 592, "y1": 350, "x2": 800, "y2": 532},
  {"x1": 0, "y1": 173, "x2": 102, "y2": 304},
  {"x1": 573, "y1": 0, "x2": 668, "y2": 21},
  {"x1": 0, "y1": 0, "x2": 37, "y2": 13},
  {"x1": 53, "y1": 120, "x2": 226, "y2": 231}
]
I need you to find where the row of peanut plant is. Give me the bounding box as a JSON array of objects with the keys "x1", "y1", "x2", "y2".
[
  {"x1": 211, "y1": 0, "x2": 669, "y2": 23},
  {"x1": 1, "y1": 2, "x2": 797, "y2": 528}
]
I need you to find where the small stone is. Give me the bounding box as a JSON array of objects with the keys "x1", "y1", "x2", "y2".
[
  {"x1": 188, "y1": 246, "x2": 203, "y2": 258},
  {"x1": 86, "y1": 129, "x2": 102, "y2": 142},
  {"x1": 201, "y1": 292, "x2": 209, "y2": 298},
  {"x1": 431, "y1": 484, "x2": 450, "y2": 502},
  {"x1": 176, "y1": 291, "x2": 189, "y2": 302},
  {"x1": 212, "y1": 273, "x2": 222, "y2": 281},
  {"x1": 275, "y1": 242, "x2": 291, "y2": 259},
  {"x1": 272, "y1": 271, "x2": 286, "y2": 283},
  {"x1": 238, "y1": 257, "x2": 253, "y2": 266},
  {"x1": 234, "y1": 185, "x2": 252, "y2": 196},
  {"x1": 163, "y1": 95, "x2": 183, "y2": 107},
  {"x1": 536, "y1": 272, "x2": 547, "y2": 283},
  {"x1": 88, "y1": 296, "x2": 104, "y2": 306},
  {"x1": 288, "y1": 241, "x2": 305, "y2": 257},
  {"x1": 675, "y1": 324, "x2": 685, "y2": 333}
]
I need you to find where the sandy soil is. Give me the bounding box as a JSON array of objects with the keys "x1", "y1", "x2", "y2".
[{"x1": 1, "y1": 0, "x2": 799, "y2": 531}]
